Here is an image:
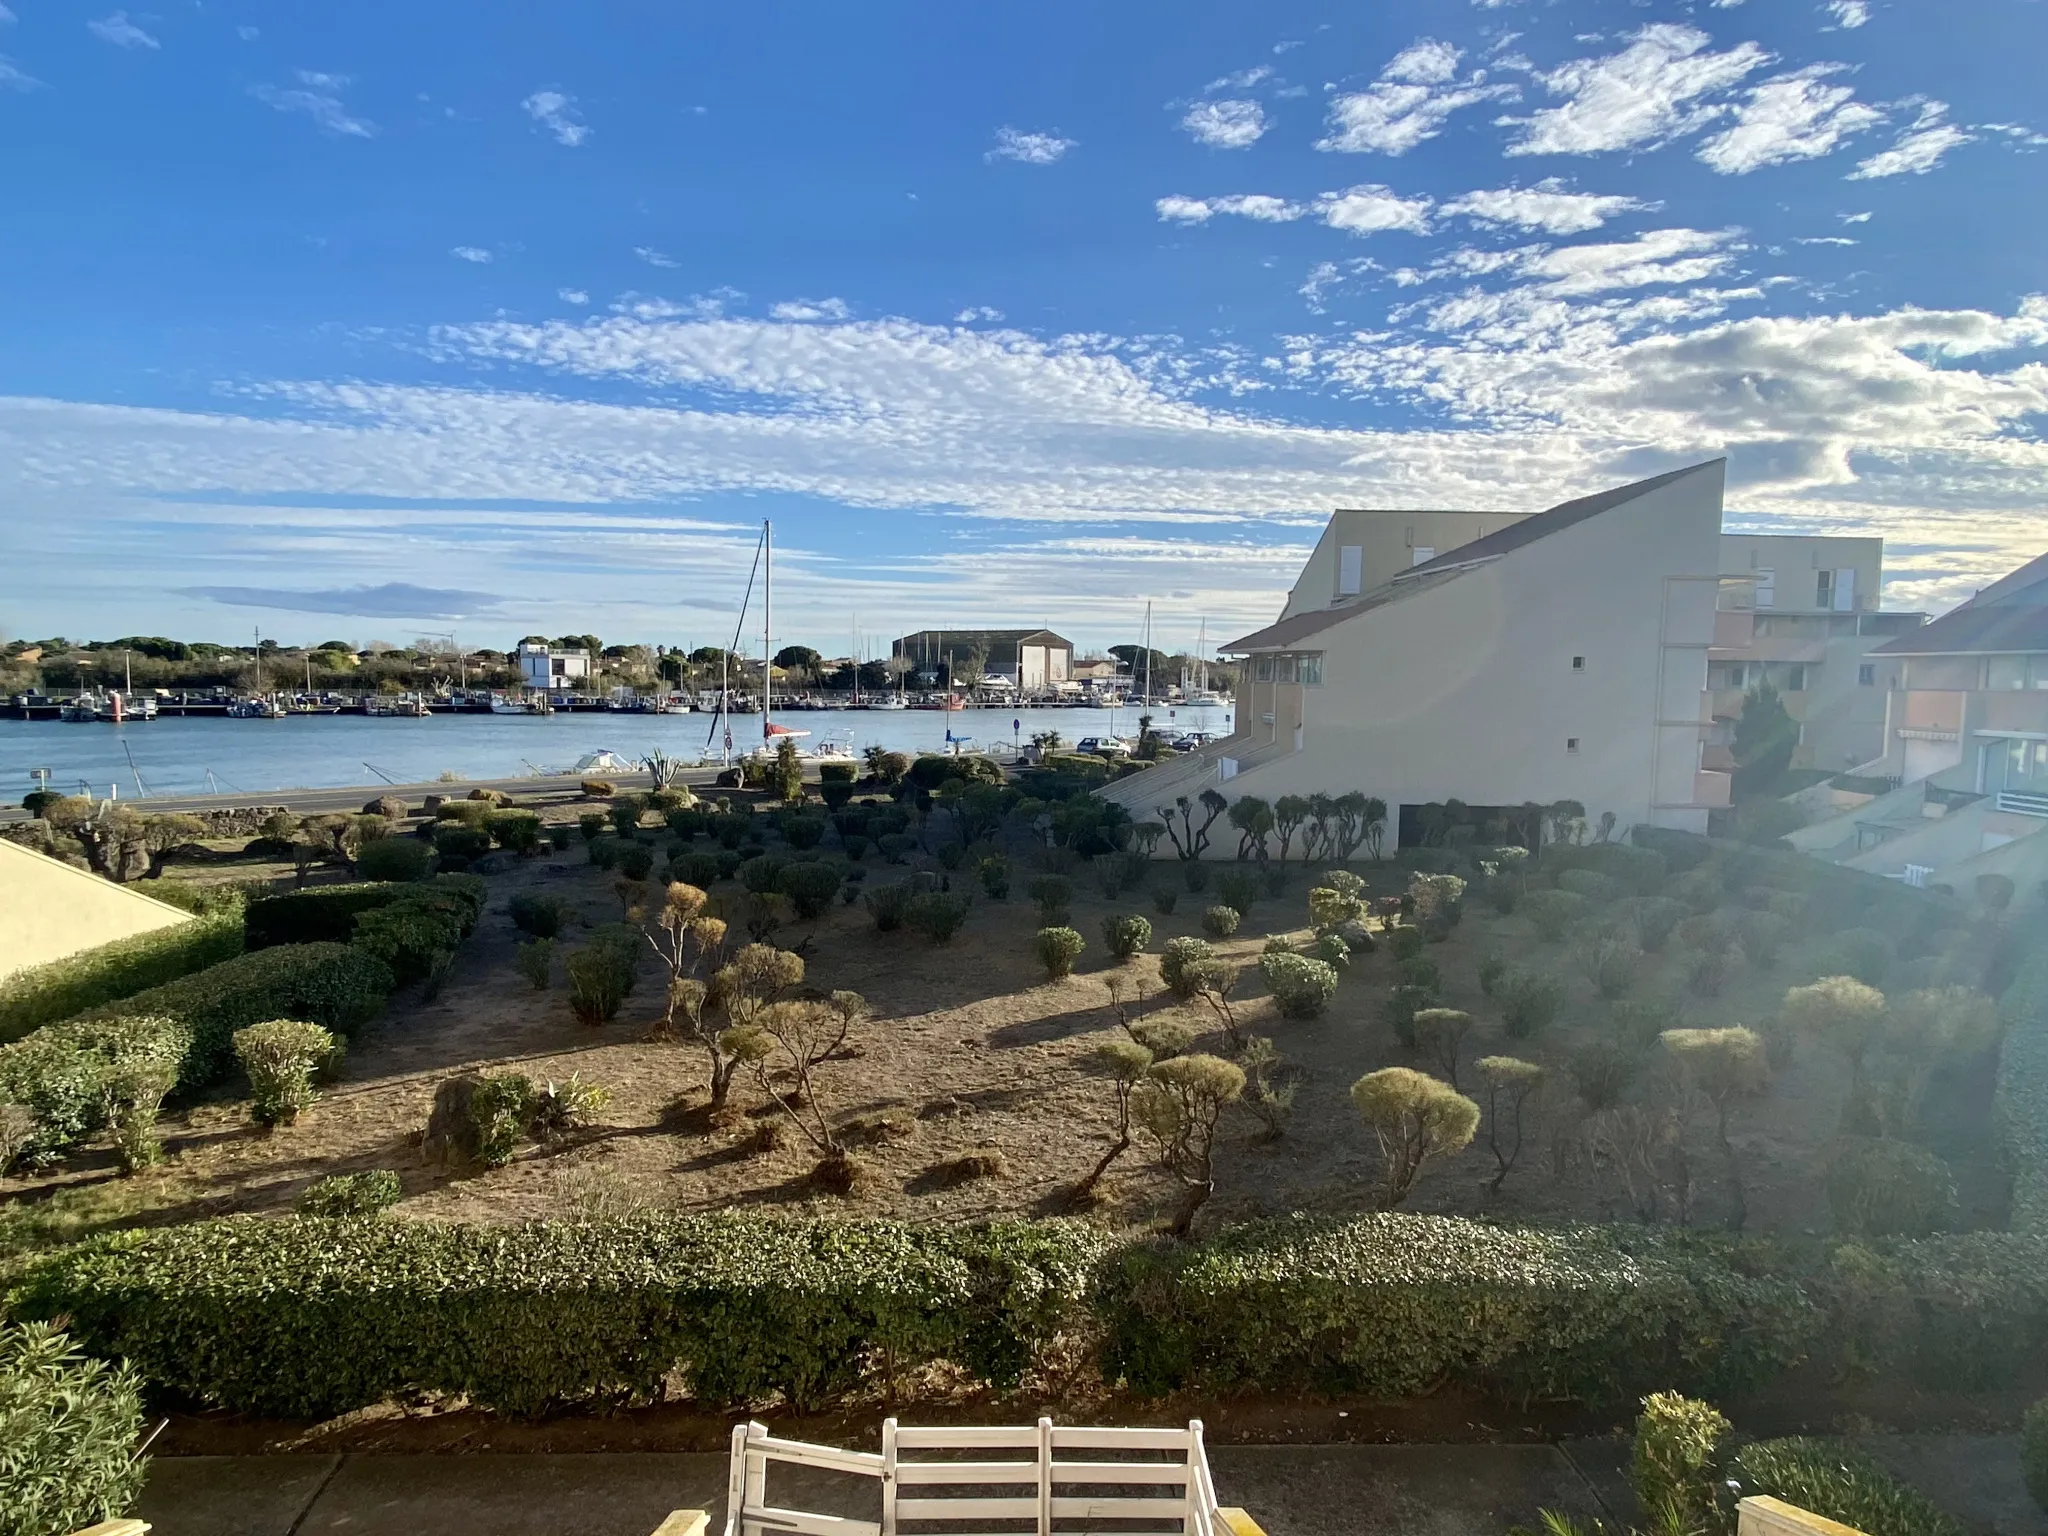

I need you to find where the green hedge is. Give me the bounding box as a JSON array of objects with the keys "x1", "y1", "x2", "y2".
[
  {"x1": 244, "y1": 883, "x2": 403, "y2": 949},
  {"x1": 0, "y1": 1014, "x2": 190, "y2": 1166},
  {"x1": 1997, "y1": 946, "x2": 2048, "y2": 1234},
  {"x1": 74, "y1": 942, "x2": 394, "y2": 1090},
  {"x1": 15, "y1": 1214, "x2": 1106, "y2": 1418},
  {"x1": 1093, "y1": 1215, "x2": 1815, "y2": 1403},
  {"x1": 1820, "y1": 1232, "x2": 2048, "y2": 1388},
  {"x1": 0, "y1": 904, "x2": 244, "y2": 1043}
]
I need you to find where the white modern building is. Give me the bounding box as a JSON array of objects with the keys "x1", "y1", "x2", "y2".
[
  {"x1": 1102, "y1": 461, "x2": 1732, "y2": 850},
  {"x1": 517, "y1": 642, "x2": 592, "y2": 691}
]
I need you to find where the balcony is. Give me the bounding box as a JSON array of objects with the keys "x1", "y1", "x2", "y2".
[
  {"x1": 1713, "y1": 609, "x2": 1756, "y2": 647},
  {"x1": 1701, "y1": 743, "x2": 1736, "y2": 772}
]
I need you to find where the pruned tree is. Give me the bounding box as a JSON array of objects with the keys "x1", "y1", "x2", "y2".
[
  {"x1": 724, "y1": 998, "x2": 853, "y2": 1160},
  {"x1": 1237, "y1": 1035, "x2": 1295, "y2": 1142},
  {"x1": 1273, "y1": 795, "x2": 1310, "y2": 862},
  {"x1": 1071, "y1": 1039, "x2": 1153, "y2": 1205},
  {"x1": 1160, "y1": 789, "x2": 1227, "y2": 861},
  {"x1": 1227, "y1": 795, "x2": 1274, "y2": 862},
  {"x1": 1781, "y1": 974, "x2": 1886, "y2": 1130},
  {"x1": 676, "y1": 940, "x2": 798, "y2": 1109},
  {"x1": 1476, "y1": 1055, "x2": 1544, "y2": 1191},
  {"x1": 1134, "y1": 1053, "x2": 1246, "y2": 1236},
  {"x1": 1191, "y1": 959, "x2": 1245, "y2": 1050},
  {"x1": 1332, "y1": 793, "x2": 1385, "y2": 862},
  {"x1": 1349, "y1": 1067, "x2": 1479, "y2": 1209},
  {"x1": 1412, "y1": 1008, "x2": 1473, "y2": 1090},
  {"x1": 1662, "y1": 1026, "x2": 1769, "y2": 1230}
]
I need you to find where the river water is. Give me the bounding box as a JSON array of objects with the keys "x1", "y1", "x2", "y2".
[{"x1": 3, "y1": 704, "x2": 1235, "y2": 799}]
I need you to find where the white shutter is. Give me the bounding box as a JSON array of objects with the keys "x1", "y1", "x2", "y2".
[
  {"x1": 1338, "y1": 545, "x2": 1363, "y2": 597},
  {"x1": 1754, "y1": 568, "x2": 1775, "y2": 608},
  {"x1": 1411, "y1": 547, "x2": 1435, "y2": 566},
  {"x1": 1833, "y1": 567, "x2": 1855, "y2": 612}
]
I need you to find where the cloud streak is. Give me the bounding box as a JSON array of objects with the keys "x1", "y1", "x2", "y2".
[
  {"x1": 251, "y1": 72, "x2": 375, "y2": 138},
  {"x1": 522, "y1": 89, "x2": 590, "y2": 146},
  {"x1": 177, "y1": 583, "x2": 507, "y2": 620}
]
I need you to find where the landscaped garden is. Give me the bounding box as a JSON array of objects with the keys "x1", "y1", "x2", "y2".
[{"x1": 3, "y1": 749, "x2": 2047, "y2": 1530}]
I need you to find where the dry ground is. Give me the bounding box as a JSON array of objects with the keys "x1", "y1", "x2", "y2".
[{"x1": 5, "y1": 804, "x2": 2006, "y2": 1245}]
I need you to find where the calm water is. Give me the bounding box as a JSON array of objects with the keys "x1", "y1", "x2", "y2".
[{"x1": 3, "y1": 704, "x2": 1234, "y2": 799}]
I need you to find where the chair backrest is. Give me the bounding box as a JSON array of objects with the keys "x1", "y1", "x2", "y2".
[{"x1": 723, "y1": 1417, "x2": 1220, "y2": 1536}]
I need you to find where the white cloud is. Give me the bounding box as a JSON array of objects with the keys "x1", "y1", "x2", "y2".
[
  {"x1": 1849, "y1": 100, "x2": 1972, "y2": 178},
  {"x1": 1520, "y1": 227, "x2": 1741, "y2": 295},
  {"x1": 0, "y1": 54, "x2": 35, "y2": 90},
  {"x1": 1314, "y1": 185, "x2": 1434, "y2": 235},
  {"x1": 0, "y1": 6, "x2": 16, "y2": 24},
  {"x1": 251, "y1": 72, "x2": 374, "y2": 138},
  {"x1": 1825, "y1": 1, "x2": 1871, "y2": 28},
  {"x1": 237, "y1": 24, "x2": 258, "y2": 40},
  {"x1": 1796, "y1": 235, "x2": 1857, "y2": 245},
  {"x1": 1695, "y1": 64, "x2": 1883, "y2": 173},
  {"x1": 634, "y1": 246, "x2": 680, "y2": 268},
  {"x1": 987, "y1": 126, "x2": 1076, "y2": 164},
  {"x1": 1842, "y1": 210, "x2": 1872, "y2": 222},
  {"x1": 1205, "y1": 65, "x2": 1273, "y2": 91},
  {"x1": 1156, "y1": 195, "x2": 1218, "y2": 224},
  {"x1": 1156, "y1": 193, "x2": 1307, "y2": 225},
  {"x1": 1180, "y1": 99, "x2": 1268, "y2": 149},
  {"x1": 1442, "y1": 178, "x2": 1651, "y2": 234},
  {"x1": 955, "y1": 306, "x2": 1004, "y2": 323},
  {"x1": 769, "y1": 298, "x2": 853, "y2": 322},
  {"x1": 1505, "y1": 23, "x2": 1770, "y2": 156},
  {"x1": 88, "y1": 11, "x2": 158, "y2": 48},
  {"x1": 1318, "y1": 38, "x2": 1518, "y2": 155},
  {"x1": 521, "y1": 89, "x2": 590, "y2": 147},
  {"x1": 451, "y1": 247, "x2": 493, "y2": 264},
  {"x1": 558, "y1": 288, "x2": 590, "y2": 305}
]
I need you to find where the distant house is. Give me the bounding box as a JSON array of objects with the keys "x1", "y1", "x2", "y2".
[
  {"x1": 516, "y1": 642, "x2": 591, "y2": 690},
  {"x1": 1101, "y1": 462, "x2": 1733, "y2": 851},
  {"x1": 1069, "y1": 656, "x2": 1121, "y2": 684},
  {"x1": 891, "y1": 629, "x2": 1072, "y2": 691}
]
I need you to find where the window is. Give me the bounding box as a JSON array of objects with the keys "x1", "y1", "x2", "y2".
[
  {"x1": 1858, "y1": 664, "x2": 1876, "y2": 687},
  {"x1": 1411, "y1": 546, "x2": 1436, "y2": 566},
  {"x1": 1816, "y1": 569, "x2": 1835, "y2": 608},
  {"x1": 1566, "y1": 737, "x2": 1581, "y2": 754},
  {"x1": 1338, "y1": 544, "x2": 1363, "y2": 597},
  {"x1": 1297, "y1": 652, "x2": 1323, "y2": 686},
  {"x1": 1785, "y1": 665, "x2": 1806, "y2": 692},
  {"x1": 1754, "y1": 568, "x2": 1775, "y2": 609},
  {"x1": 1253, "y1": 655, "x2": 1273, "y2": 682},
  {"x1": 1273, "y1": 653, "x2": 1298, "y2": 684},
  {"x1": 1571, "y1": 655, "x2": 1586, "y2": 671},
  {"x1": 1989, "y1": 655, "x2": 2028, "y2": 690},
  {"x1": 2008, "y1": 739, "x2": 2048, "y2": 785}
]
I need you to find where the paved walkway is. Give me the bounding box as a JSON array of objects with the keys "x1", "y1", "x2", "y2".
[{"x1": 126, "y1": 1436, "x2": 2042, "y2": 1536}]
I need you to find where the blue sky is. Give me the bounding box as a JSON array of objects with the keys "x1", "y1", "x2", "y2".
[{"x1": 2, "y1": 0, "x2": 2045, "y2": 658}]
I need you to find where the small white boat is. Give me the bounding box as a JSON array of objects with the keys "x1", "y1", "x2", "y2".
[
  {"x1": 1186, "y1": 689, "x2": 1228, "y2": 708},
  {"x1": 570, "y1": 749, "x2": 635, "y2": 775},
  {"x1": 61, "y1": 697, "x2": 100, "y2": 722},
  {"x1": 873, "y1": 695, "x2": 909, "y2": 711}
]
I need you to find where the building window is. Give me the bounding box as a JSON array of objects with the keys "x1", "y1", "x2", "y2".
[
  {"x1": 2008, "y1": 739, "x2": 2048, "y2": 786},
  {"x1": 1571, "y1": 655, "x2": 1585, "y2": 671},
  {"x1": 1411, "y1": 546, "x2": 1436, "y2": 566},
  {"x1": 1785, "y1": 665, "x2": 1806, "y2": 692},
  {"x1": 1754, "y1": 567, "x2": 1775, "y2": 609},
  {"x1": 1338, "y1": 545, "x2": 1363, "y2": 598},
  {"x1": 1816, "y1": 569, "x2": 1835, "y2": 608},
  {"x1": 1566, "y1": 737, "x2": 1581, "y2": 754},
  {"x1": 1252, "y1": 655, "x2": 1273, "y2": 682},
  {"x1": 1858, "y1": 664, "x2": 1876, "y2": 686},
  {"x1": 1297, "y1": 653, "x2": 1323, "y2": 686}
]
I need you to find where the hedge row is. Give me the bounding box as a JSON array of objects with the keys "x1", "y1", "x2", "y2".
[
  {"x1": 244, "y1": 883, "x2": 405, "y2": 949},
  {"x1": 72, "y1": 942, "x2": 394, "y2": 1090},
  {"x1": 1997, "y1": 946, "x2": 2048, "y2": 1235},
  {"x1": 0, "y1": 1014, "x2": 190, "y2": 1166},
  {"x1": 23, "y1": 1212, "x2": 2045, "y2": 1419},
  {"x1": 15, "y1": 1214, "x2": 1106, "y2": 1417},
  {"x1": 0, "y1": 904, "x2": 244, "y2": 1043}
]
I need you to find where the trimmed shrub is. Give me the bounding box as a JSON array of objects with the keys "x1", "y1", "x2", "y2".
[
  {"x1": 1387, "y1": 926, "x2": 1425, "y2": 962},
  {"x1": 1028, "y1": 874, "x2": 1074, "y2": 923},
  {"x1": 1815, "y1": 927, "x2": 1891, "y2": 987},
  {"x1": 864, "y1": 881, "x2": 913, "y2": 933},
  {"x1": 1630, "y1": 1392, "x2": 1732, "y2": 1536},
  {"x1": 1093, "y1": 1213, "x2": 1814, "y2": 1402},
  {"x1": 0, "y1": 1320, "x2": 148, "y2": 1536},
  {"x1": 673, "y1": 850, "x2": 724, "y2": 887},
  {"x1": 777, "y1": 861, "x2": 843, "y2": 920},
  {"x1": 977, "y1": 855, "x2": 1011, "y2": 900},
  {"x1": 905, "y1": 892, "x2": 970, "y2": 944},
  {"x1": 2023, "y1": 1396, "x2": 2048, "y2": 1514},
  {"x1": 1151, "y1": 886, "x2": 1179, "y2": 916},
  {"x1": 486, "y1": 808, "x2": 543, "y2": 853},
  {"x1": 1558, "y1": 869, "x2": 1626, "y2": 907},
  {"x1": 1035, "y1": 926, "x2": 1085, "y2": 979},
  {"x1": 616, "y1": 842, "x2": 656, "y2": 882},
  {"x1": 1525, "y1": 889, "x2": 1588, "y2": 943},
  {"x1": 1200, "y1": 905, "x2": 1240, "y2": 940},
  {"x1": 16, "y1": 1214, "x2": 1105, "y2": 1417},
  {"x1": 1103, "y1": 913, "x2": 1152, "y2": 960},
  {"x1": 433, "y1": 824, "x2": 493, "y2": 863},
  {"x1": 0, "y1": 1014, "x2": 190, "y2": 1168},
  {"x1": 566, "y1": 936, "x2": 635, "y2": 1026},
  {"x1": 1825, "y1": 1138, "x2": 1957, "y2": 1238},
  {"x1": 1627, "y1": 896, "x2": 1687, "y2": 953},
  {"x1": 665, "y1": 807, "x2": 708, "y2": 841},
  {"x1": 1498, "y1": 969, "x2": 1563, "y2": 1040},
  {"x1": 1728, "y1": 1438, "x2": 1967, "y2": 1536},
  {"x1": 1820, "y1": 1233, "x2": 2048, "y2": 1388},
  {"x1": 781, "y1": 815, "x2": 827, "y2": 851},
  {"x1": 509, "y1": 892, "x2": 569, "y2": 938},
  {"x1": 352, "y1": 895, "x2": 466, "y2": 985},
  {"x1": 0, "y1": 904, "x2": 244, "y2": 1041},
  {"x1": 435, "y1": 799, "x2": 494, "y2": 827},
  {"x1": 586, "y1": 834, "x2": 622, "y2": 870},
  {"x1": 1214, "y1": 868, "x2": 1260, "y2": 920},
  {"x1": 740, "y1": 853, "x2": 791, "y2": 896},
  {"x1": 232, "y1": 1019, "x2": 335, "y2": 1125},
  {"x1": 1160, "y1": 937, "x2": 1214, "y2": 1000},
  {"x1": 246, "y1": 884, "x2": 398, "y2": 949},
  {"x1": 515, "y1": 938, "x2": 554, "y2": 991},
  {"x1": 72, "y1": 943, "x2": 392, "y2": 1091},
  {"x1": 1385, "y1": 984, "x2": 1435, "y2": 1049},
  {"x1": 610, "y1": 799, "x2": 646, "y2": 837},
  {"x1": 1572, "y1": 933, "x2": 1640, "y2": 1000},
  {"x1": 1259, "y1": 953, "x2": 1339, "y2": 1019},
  {"x1": 355, "y1": 835, "x2": 436, "y2": 883},
  {"x1": 297, "y1": 1169, "x2": 403, "y2": 1218}
]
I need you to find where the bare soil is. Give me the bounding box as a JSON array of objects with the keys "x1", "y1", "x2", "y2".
[{"x1": 1, "y1": 808, "x2": 2008, "y2": 1242}]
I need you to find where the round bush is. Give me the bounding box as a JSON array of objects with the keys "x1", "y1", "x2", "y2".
[
  {"x1": 777, "y1": 861, "x2": 844, "y2": 920},
  {"x1": 1557, "y1": 868, "x2": 1626, "y2": 907},
  {"x1": 1259, "y1": 952, "x2": 1339, "y2": 1019},
  {"x1": 232, "y1": 1018, "x2": 335, "y2": 1126},
  {"x1": 1825, "y1": 1138, "x2": 1958, "y2": 1238},
  {"x1": 297, "y1": 1169, "x2": 403, "y2": 1218},
  {"x1": 356, "y1": 837, "x2": 434, "y2": 883},
  {"x1": 673, "y1": 850, "x2": 724, "y2": 887},
  {"x1": 1200, "y1": 905, "x2": 1240, "y2": 939},
  {"x1": 1160, "y1": 936, "x2": 1214, "y2": 999},
  {"x1": 433, "y1": 824, "x2": 493, "y2": 862},
  {"x1": 508, "y1": 892, "x2": 568, "y2": 938},
  {"x1": 1034, "y1": 926, "x2": 1085, "y2": 979},
  {"x1": 615, "y1": 842, "x2": 655, "y2": 882},
  {"x1": 905, "y1": 892, "x2": 970, "y2": 944},
  {"x1": 1524, "y1": 888, "x2": 1588, "y2": 943},
  {"x1": 486, "y1": 808, "x2": 542, "y2": 853},
  {"x1": 1102, "y1": 913, "x2": 1153, "y2": 960}
]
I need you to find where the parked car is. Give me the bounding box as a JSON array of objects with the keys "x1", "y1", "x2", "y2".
[
  {"x1": 1170, "y1": 730, "x2": 1217, "y2": 751},
  {"x1": 1075, "y1": 736, "x2": 1133, "y2": 757}
]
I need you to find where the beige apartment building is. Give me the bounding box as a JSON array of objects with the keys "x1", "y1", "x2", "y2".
[
  {"x1": 1708, "y1": 534, "x2": 1926, "y2": 774},
  {"x1": 1101, "y1": 461, "x2": 1731, "y2": 849},
  {"x1": 1785, "y1": 551, "x2": 2048, "y2": 892}
]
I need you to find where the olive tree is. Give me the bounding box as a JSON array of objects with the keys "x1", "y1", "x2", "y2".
[
  {"x1": 1349, "y1": 1067, "x2": 1479, "y2": 1209},
  {"x1": 1476, "y1": 1055, "x2": 1543, "y2": 1192},
  {"x1": 1412, "y1": 1008, "x2": 1473, "y2": 1089},
  {"x1": 1071, "y1": 1039, "x2": 1153, "y2": 1205},
  {"x1": 1661, "y1": 1026, "x2": 1768, "y2": 1230},
  {"x1": 1134, "y1": 1053, "x2": 1245, "y2": 1236}
]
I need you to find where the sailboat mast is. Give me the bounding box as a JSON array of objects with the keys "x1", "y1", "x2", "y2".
[
  {"x1": 1142, "y1": 602, "x2": 1152, "y2": 705},
  {"x1": 852, "y1": 614, "x2": 860, "y2": 707},
  {"x1": 253, "y1": 627, "x2": 263, "y2": 695},
  {"x1": 762, "y1": 519, "x2": 773, "y2": 739}
]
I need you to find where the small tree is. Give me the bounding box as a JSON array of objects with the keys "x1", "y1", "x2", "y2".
[
  {"x1": 1259, "y1": 952, "x2": 1339, "y2": 1018},
  {"x1": 1160, "y1": 935, "x2": 1214, "y2": 999},
  {"x1": 1237, "y1": 1035, "x2": 1295, "y2": 1141},
  {"x1": 104, "y1": 1058, "x2": 176, "y2": 1173},
  {"x1": 232, "y1": 1019, "x2": 335, "y2": 1126},
  {"x1": 1191, "y1": 959, "x2": 1246, "y2": 1049},
  {"x1": 1071, "y1": 1039, "x2": 1153, "y2": 1204},
  {"x1": 1349, "y1": 1067, "x2": 1479, "y2": 1208},
  {"x1": 1412, "y1": 1008, "x2": 1473, "y2": 1089},
  {"x1": 1732, "y1": 679, "x2": 1798, "y2": 798},
  {"x1": 1335, "y1": 793, "x2": 1387, "y2": 862},
  {"x1": 1034, "y1": 925, "x2": 1086, "y2": 978},
  {"x1": 724, "y1": 997, "x2": 856, "y2": 1164},
  {"x1": 1159, "y1": 788, "x2": 1228, "y2": 861},
  {"x1": 1103, "y1": 912, "x2": 1152, "y2": 959},
  {"x1": 1476, "y1": 1055, "x2": 1543, "y2": 1191},
  {"x1": 1782, "y1": 974, "x2": 1886, "y2": 1128},
  {"x1": 1227, "y1": 795, "x2": 1274, "y2": 862},
  {"x1": 1134, "y1": 1053, "x2": 1245, "y2": 1236},
  {"x1": 1662, "y1": 1025, "x2": 1768, "y2": 1230},
  {"x1": 1273, "y1": 795, "x2": 1310, "y2": 861}
]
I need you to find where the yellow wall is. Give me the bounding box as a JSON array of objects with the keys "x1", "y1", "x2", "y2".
[{"x1": 0, "y1": 839, "x2": 193, "y2": 980}]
